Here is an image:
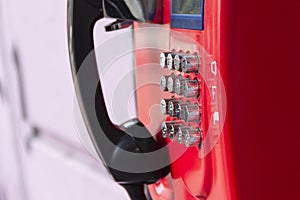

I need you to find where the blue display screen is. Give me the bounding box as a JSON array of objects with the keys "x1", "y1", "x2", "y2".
[{"x1": 171, "y1": 0, "x2": 204, "y2": 30}]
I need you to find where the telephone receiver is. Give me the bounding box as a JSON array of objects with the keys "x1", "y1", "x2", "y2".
[{"x1": 67, "y1": 0, "x2": 170, "y2": 199}]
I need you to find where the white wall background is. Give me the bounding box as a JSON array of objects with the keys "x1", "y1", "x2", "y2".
[{"x1": 0, "y1": 0, "x2": 134, "y2": 199}]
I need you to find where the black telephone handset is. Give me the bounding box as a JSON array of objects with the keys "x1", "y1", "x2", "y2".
[{"x1": 67, "y1": 0, "x2": 170, "y2": 199}]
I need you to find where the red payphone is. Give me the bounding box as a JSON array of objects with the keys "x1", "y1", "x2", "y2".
[
  {"x1": 133, "y1": 1, "x2": 235, "y2": 199},
  {"x1": 68, "y1": 0, "x2": 300, "y2": 199}
]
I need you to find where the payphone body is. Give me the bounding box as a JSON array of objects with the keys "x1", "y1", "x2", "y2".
[
  {"x1": 69, "y1": 0, "x2": 300, "y2": 199},
  {"x1": 133, "y1": 0, "x2": 236, "y2": 199}
]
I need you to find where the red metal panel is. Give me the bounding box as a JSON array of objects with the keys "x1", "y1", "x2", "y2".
[{"x1": 225, "y1": 1, "x2": 300, "y2": 200}]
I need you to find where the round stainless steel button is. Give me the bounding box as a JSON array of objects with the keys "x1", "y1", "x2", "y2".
[
  {"x1": 167, "y1": 76, "x2": 176, "y2": 93},
  {"x1": 168, "y1": 99, "x2": 182, "y2": 117},
  {"x1": 167, "y1": 53, "x2": 175, "y2": 70},
  {"x1": 183, "y1": 104, "x2": 201, "y2": 122},
  {"x1": 175, "y1": 102, "x2": 189, "y2": 120},
  {"x1": 174, "y1": 54, "x2": 183, "y2": 71},
  {"x1": 183, "y1": 79, "x2": 200, "y2": 98},
  {"x1": 160, "y1": 98, "x2": 175, "y2": 115},
  {"x1": 160, "y1": 52, "x2": 169, "y2": 68},
  {"x1": 177, "y1": 126, "x2": 191, "y2": 144},
  {"x1": 175, "y1": 77, "x2": 185, "y2": 95},
  {"x1": 182, "y1": 53, "x2": 199, "y2": 73}
]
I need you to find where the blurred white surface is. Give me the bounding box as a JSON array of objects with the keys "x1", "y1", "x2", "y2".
[{"x1": 0, "y1": 0, "x2": 132, "y2": 199}]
